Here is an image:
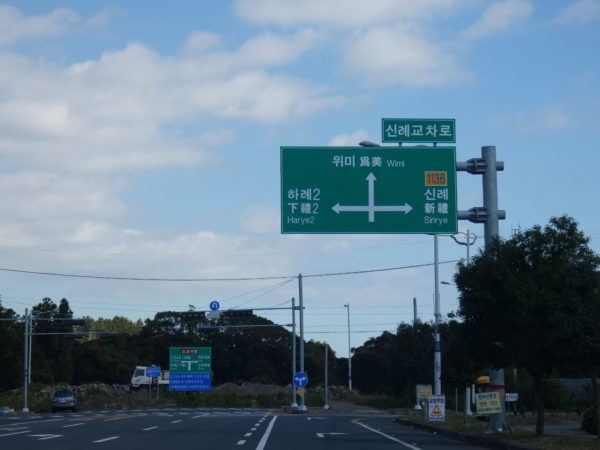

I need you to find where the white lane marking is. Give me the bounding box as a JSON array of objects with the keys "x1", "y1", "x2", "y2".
[
  {"x1": 178, "y1": 412, "x2": 190, "y2": 415},
  {"x1": 237, "y1": 440, "x2": 246, "y2": 445},
  {"x1": 354, "y1": 421, "x2": 420, "y2": 450},
  {"x1": 191, "y1": 414, "x2": 209, "y2": 419},
  {"x1": 244, "y1": 432, "x2": 252, "y2": 437},
  {"x1": 94, "y1": 436, "x2": 120, "y2": 443},
  {"x1": 171, "y1": 419, "x2": 182, "y2": 424},
  {"x1": 62, "y1": 422, "x2": 85, "y2": 428},
  {"x1": 104, "y1": 417, "x2": 127, "y2": 422},
  {"x1": 251, "y1": 428, "x2": 257, "y2": 431},
  {"x1": 0, "y1": 418, "x2": 62, "y2": 428},
  {"x1": 143, "y1": 426, "x2": 158, "y2": 431},
  {"x1": 39, "y1": 434, "x2": 63, "y2": 440},
  {"x1": 253, "y1": 423, "x2": 260, "y2": 427},
  {"x1": 255, "y1": 416, "x2": 277, "y2": 450},
  {"x1": 316, "y1": 432, "x2": 348, "y2": 438},
  {"x1": 0, "y1": 430, "x2": 30, "y2": 437}
]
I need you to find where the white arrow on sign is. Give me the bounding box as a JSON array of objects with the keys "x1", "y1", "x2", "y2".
[
  {"x1": 316, "y1": 432, "x2": 348, "y2": 438},
  {"x1": 331, "y1": 173, "x2": 412, "y2": 223}
]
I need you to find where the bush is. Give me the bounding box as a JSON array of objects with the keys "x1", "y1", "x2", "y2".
[{"x1": 581, "y1": 407, "x2": 598, "y2": 435}]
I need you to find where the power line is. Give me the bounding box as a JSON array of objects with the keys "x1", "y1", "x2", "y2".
[{"x1": 0, "y1": 259, "x2": 459, "y2": 282}]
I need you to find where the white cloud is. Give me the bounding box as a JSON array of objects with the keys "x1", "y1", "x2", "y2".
[
  {"x1": 493, "y1": 104, "x2": 572, "y2": 132},
  {"x1": 344, "y1": 27, "x2": 468, "y2": 86},
  {"x1": 328, "y1": 130, "x2": 372, "y2": 146},
  {"x1": 461, "y1": 0, "x2": 533, "y2": 40},
  {"x1": 0, "y1": 4, "x2": 79, "y2": 46},
  {"x1": 0, "y1": 29, "x2": 341, "y2": 173},
  {"x1": 234, "y1": 0, "x2": 471, "y2": 28},
  {"x1": 240, "y1": 206, "x2": 280, "y2": 234},
  {"x1": 556, "y1": 0, "x2": 600, "y2": 25}
]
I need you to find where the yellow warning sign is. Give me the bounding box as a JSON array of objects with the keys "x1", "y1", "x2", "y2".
[
  {"x1": 431, "y1": 405, "x2": 443, "y2": 417},
  {"x1": 296, "y1": 387, "x2": 305, "y2": 396}
]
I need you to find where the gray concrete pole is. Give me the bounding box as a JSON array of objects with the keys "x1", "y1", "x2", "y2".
[
  {"x1": 28, "y1": 316, "x2": 32, "y2": 384},
  {"x1": 298, "y1": 275, "x2": 307, "y2": 411},
  {"x1": 466, "y1": 229, "x2": 471, "y2": 264},
  {"x1": 413, "y1": 297, "x2": 417, "y2": 325},
  {"x1": 291, "y1": 297, "x2": 298, "y2": 408},
  {"x1": 434, "y1": 235, "x2": 442, "y2": 396},
  {"x1": 323, "y1": 345, "x2": 330, "y2": 409},
  {"x1": 345, "y1": 303, "x2": 352, "y2": 391},
  {"x1": 22, "y1": 308, "x2": 30, "y2": 413},
  {"x1": 482, "y1": 145, "x2": 507, "y2": 431}
]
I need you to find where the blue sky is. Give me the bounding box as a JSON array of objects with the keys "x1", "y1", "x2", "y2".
[{"x1": 0, "y1": 0, "x2": 599, "y2": 358}]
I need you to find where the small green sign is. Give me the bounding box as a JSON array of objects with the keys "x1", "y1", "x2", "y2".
[
  {"x1": 169, "y1": 347, "x2": 211, "y2": 373},
  {"x1": 280, "y1": 146, "x2": 457, "y2": 234},
  {"x1": 382, "y1": 118, "x2": 455, "y2": 143}
]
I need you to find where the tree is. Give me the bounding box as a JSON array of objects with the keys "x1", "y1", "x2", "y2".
[
  {"x1": 0, "y1": 301, "x2": 21, "y2": 390},
  {"x1": 455, "y1": 216, "x2": 600, "y2": 434}
]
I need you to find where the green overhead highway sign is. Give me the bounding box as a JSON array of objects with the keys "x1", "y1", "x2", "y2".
[
  {"x1": 280, "y1": 146, "x2": 457, "y2": 234},
  {"x1": 382, "y1": 118, "x2": 455, "y2": 143}
]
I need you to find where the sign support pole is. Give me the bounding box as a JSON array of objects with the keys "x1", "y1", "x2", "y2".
[
  {"x1": 298, "y1": 274, "x2": 307, "y2": 411},
  {"x1": 291, "y1": 297, "x2": 298, "y2": 408}
]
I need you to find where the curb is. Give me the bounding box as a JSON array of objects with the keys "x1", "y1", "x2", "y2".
[{"x1": 393, "y1": 418, "x2": 538, "y2": 450}]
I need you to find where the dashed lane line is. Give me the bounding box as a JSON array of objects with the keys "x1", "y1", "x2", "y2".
[
  {"x1": 143, "y1": 426, "x2": 158, "y2": 431},
  {"x1": 62, "y1": 423, "x2": 85, "y2": 428},
  {"x1": 0, "y1": 418, "x2": 62, "y2": 428},
  {"x1": 244, "y1": 432, "x2": 252, "y2": 437},
  {"x1": 353, "y1": 420, "x2": 421, "y2": 450},
  {"x1": 171, "y1": 420, "x2": 182, "y2": 424},
  {"x1": 0, "y1": 430, "x2": 31, "y2": 437},
  {"x1": 237, "y1": 440, "x2": 246, "y2": 445},
  {"x1": 93, "y1": 436, "x2": 120, "y2": 443}
]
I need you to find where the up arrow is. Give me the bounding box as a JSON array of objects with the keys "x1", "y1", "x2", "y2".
[{"x1": 366, "y1": 173, "x2": 376, "y2": 222}]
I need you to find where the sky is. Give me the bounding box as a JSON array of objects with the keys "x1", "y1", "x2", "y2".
[{"x1": 0, "y1": 0, "x2": 599, "y2": 359}]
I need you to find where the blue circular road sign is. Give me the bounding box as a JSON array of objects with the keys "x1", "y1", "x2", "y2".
[
  {"x1": 209, "y1": 300, "x2": 220, "y2": 312},
  {"x1": 293, "y1": 371, "x2": 309, "y2": 388}
]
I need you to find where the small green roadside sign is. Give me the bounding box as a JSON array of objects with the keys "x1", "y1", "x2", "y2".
[
  {"x1": 382, "y1": 118, "x2": 455, "y2": 143},
  {"x1": 280, "y1": 146, "x2": 457, "y2": 234}
]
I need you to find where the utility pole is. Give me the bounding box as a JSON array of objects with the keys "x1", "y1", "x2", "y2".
[
  {"x1": 291, "y1": 297, "x2": 298, "y2": 408},
  {"x1": 433, "y1": 235, "x2": 441, "y2": 396},
  {"x1": 298, "y1": 274, "x2": 307, "y2": 411},
  {"x1": 413, "y1": 297, "x2": 418, "y2": 325},
  {"x1": 323, "y1": 344, "x2": 330, "y2": 410},
  {"x1": 457, "y1": 145, "x2": 506, "y2": 431},
  {"x1": 344, "y1": 303, "x2": 352, "y2": 391},
  {"x1": 22, "y1": 308, "x2": 30, "y2": 413}
]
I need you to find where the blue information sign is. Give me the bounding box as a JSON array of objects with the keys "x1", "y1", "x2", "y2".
[
  {"x1": 169, "y1": 373, "x2": 211, "y2": 391},
  {"x1": 293, "y1": 371, "x2": 308, "y2": 388},
  {"x1": 209, "y1": 301, "x2": 220, "y2": 312},
  {"x1": 146, "y1": 366, "x2": 161, "y2": 378}
]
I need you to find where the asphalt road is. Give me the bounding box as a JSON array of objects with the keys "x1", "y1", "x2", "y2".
[{"x1": 0, "y1": 408, "x2": 489, "y2": 449}]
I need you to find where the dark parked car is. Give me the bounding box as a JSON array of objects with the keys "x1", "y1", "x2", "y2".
[{"x1": 51, "y1": 388, "x2": 78, "y2": 412}]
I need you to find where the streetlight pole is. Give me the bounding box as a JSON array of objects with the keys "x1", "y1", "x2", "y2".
[
  {"x1": 344, "y1": 303, "x2": 352, "y2": 391},
  {"x1": 449, "y1": 229, "x2": 478, "y2": 417}
]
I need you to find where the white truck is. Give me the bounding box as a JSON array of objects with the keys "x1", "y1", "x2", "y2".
[{"x1": 130, "y1": 366, "x2": 170, "y2": 389}]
